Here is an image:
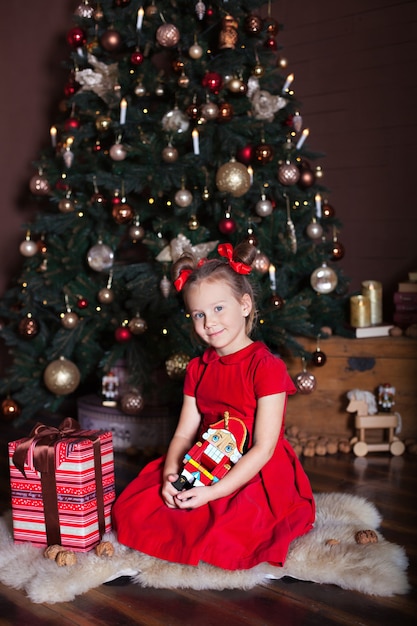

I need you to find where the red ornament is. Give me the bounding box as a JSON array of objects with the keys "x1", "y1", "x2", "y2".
[
  {"x1": 77, "y1": 297, "x2": 88, "y2": 309},
  {"x1": 115, "y1": 327, "x2": 132, "y2": 343},
  {"x1": 236, "y1": 145, "x2": 253, "y2": 165},
  {"x1": 312, "y1": 349, "x2": 327, "y2": 366},
  {"x1": 67, "y1": 27, "x2": 86, "y2": 49},
  {"x1": 264, "y1": 37, "x2": 278, "y2": 51},
  {"x1": 64, "y1": 82, "x2": 77, "y2": 98},
  {"x1": 64, "y1": 117, "x2": 80, "y2": 132},
  {"x1": 202, "y1": 71, "x2": 223, "y2": 94},
  {"x1": 218, "y1": 215, "x2": 237, "y2": 235},
  {"x1": 130, "y1": 50, "x2": 144, "y2": 65}
]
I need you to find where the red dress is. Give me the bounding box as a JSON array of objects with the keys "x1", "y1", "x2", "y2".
[{"x1": 112, "y1": 342, "x2": 315, "y2": 570}]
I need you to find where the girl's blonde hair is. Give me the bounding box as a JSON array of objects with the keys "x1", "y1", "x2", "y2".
[{"x1": 172, "y1": 241, "x2": 258, "y2": 334}]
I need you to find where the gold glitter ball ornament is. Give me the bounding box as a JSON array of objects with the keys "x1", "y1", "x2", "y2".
[
  {"x1": 43, "y1": 356, "x2": 81, "y2": 395},
  {"x1": 216, "y1": 158, "x2": 251, "y2": 197},
  {"x1": 165, "y1": 353, "x2": 191, "y2": 380}
]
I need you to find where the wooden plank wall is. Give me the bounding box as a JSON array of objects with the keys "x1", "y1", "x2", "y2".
[{"x1": 272, "y1": 0, "x2": 417, "y2": 317}]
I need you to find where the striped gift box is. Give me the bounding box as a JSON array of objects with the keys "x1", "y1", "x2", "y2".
[{"x1": 9, "y1": 419, "x2": 115, "y2": 552}]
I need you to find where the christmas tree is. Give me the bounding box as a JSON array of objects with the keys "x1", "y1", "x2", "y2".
[{"x1": 0, "y1": 0, "x2": 350, "y2": 426}]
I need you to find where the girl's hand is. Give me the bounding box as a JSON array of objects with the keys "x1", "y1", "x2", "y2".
[
  {"x1": 162, "y1": 473, "x2": 181, "y2": 508},
  {"x1": 175, "y1": 486, "x2": 212, "y2": 510}
]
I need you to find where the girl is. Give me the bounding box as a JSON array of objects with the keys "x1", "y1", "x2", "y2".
[{"x1": 112, "y1": 242, "x2": 315, "y2": 571}]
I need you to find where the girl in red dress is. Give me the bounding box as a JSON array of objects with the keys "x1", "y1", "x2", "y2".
[{"x1": 112, "y1": 242, "x2": 315, "y2": 571}]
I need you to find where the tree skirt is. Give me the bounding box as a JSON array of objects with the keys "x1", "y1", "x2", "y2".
[{"x1": 0, "y1": 493, "x2": 409, "y2": 604}]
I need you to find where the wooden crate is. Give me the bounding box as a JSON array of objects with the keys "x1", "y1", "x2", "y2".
[{"x1": 284, "y1": 336, "x2": 417, "y2": 439}]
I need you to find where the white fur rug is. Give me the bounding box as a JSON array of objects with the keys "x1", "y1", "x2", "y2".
[{"x1": 0, "y1": 493, "x2": 409, "y2": 604}]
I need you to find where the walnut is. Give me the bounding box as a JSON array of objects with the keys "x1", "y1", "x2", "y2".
[
  {"x1": 55, "y1": 550, "x2": 77, "y2": 566},
  {"x1": 325, "y1": 538, "x2": 340, "y2": 546},
  {"x1": 355, "y1": 529, "x2": 378, "y2": 544},
  {"x1": 95, "y1": 540, "x2": 115, "y2": 557},
  {"x1": 43, "y1": 544, "x2": 64, "y2": 560}
]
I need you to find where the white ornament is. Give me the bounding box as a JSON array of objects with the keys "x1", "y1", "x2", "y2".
[
  {"x1": 87, "y1": 241, "x2": 114, "y2": 272},
  {"x1": 156, "y1": 233, "x2": 218, "y2": 263},
  {"x1": 162, "y1": 108, "x2": 190, "y2": 134}
]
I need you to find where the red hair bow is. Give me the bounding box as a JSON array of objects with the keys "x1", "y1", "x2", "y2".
[
  {"x1": 217, "y1": 243, "x2": 252, "y2": 275},
  {"x1": 173, "y1": 269, "x2": 193, "y2": 292}
]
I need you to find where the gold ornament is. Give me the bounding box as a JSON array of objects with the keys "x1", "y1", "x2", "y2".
[
  {"x1": 95, "y1": 115, "x2": 112, "y2": 132},
  {"x1": 61, "y1": 311, "x2": 79, "y2": 329},
  {"x1": 97, "y1": 287, "x2": 114, "y2": 304},
  {"x1": 161, "y1": 144, "x2": 179, "y2": 163},
  {"x1": 120, "y1": 389, "x2": 144, "y2": 415},
  {"x1": 165, "y1": 353, "x2": 191, "y2": 379},
  {"x1": 188, "y1": 215, "x2": 199, "y2": 231},
  {"x1": 219, "y1": 15, "x2": 238, "y2": 49},
  {"x1": 43, "y1": 356, "x2": 81, "y2": 396},
  {"x1": 216, "y1": 158, "x2": 251, "y2": 197}
]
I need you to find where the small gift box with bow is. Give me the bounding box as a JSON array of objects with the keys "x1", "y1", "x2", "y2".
[{"x1": 8, "y1": 418, "x2": 115, "y2": 552}]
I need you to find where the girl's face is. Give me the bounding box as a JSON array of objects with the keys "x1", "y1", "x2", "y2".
[{"x1": 186, "y1": 279, "x2": 252, "y2": 356}]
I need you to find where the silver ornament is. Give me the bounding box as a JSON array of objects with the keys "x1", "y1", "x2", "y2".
[
  {"x1": 195, "y1": 1, "x2": 206, "y2": 20},
  {"x1": 255, "y1": 195, "x2": 273, "y2": 217},
  {"x1": 200, "y1": 101, "x2": 219, "y2": 121},
  {"x1": 174, "y1": 188, "x2": 193, "y2": 208},
  {"x1": 19, "y1": 238, "x2": 38, "y2": 257},
  {"x1": 310, "y1": 263, "x2": 338, "y2": 294},
  {"x1": 160, "y1": 275, "x2": 172, "y2": 298},
  {"x1": 87, "y1": 242, "x2": 114, "y2": 272},
  {"x1": 306, "y1": 220, "x2": 323, "y2": 240},
  {"x1": 109, "y1": 143, "x2": 127, "y2": 161}
]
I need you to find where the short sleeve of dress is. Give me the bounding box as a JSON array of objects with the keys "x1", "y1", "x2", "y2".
[
  {"x1": 183, "y1": 356, "x2": 201, "y2": 397},
  {"x1": 253, "y1": 352, "x2": 296, "y2": 399}
]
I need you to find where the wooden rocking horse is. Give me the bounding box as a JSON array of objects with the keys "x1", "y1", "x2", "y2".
[{"x1": 346, "y1": 389, "x2": 405, "y2": 457}]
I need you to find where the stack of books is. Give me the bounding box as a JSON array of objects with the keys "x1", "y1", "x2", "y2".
[{"x1": 393, "y1": 271, "x2": 417, "y2": 327}]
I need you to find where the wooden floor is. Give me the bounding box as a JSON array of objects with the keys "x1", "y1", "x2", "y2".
[{"x1": 0, "y1": 417, "x2": 416, "y2": 626}]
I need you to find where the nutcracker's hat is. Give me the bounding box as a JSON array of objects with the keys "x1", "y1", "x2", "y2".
[{"x1": 209, "y1": 412, "x2": 248, "y2": 454}]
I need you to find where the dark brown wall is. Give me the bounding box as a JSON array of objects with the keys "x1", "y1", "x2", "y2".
[{"x1": 1, "y1": 1, "x2": 416, "y2": 322}]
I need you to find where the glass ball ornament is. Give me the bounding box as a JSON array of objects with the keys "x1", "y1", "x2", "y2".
[
  {"x1": 331, "y1": 240, "x2": 345, "y2": 261},
  {"x1": 128, "y1": 222, "x2": 145, "y2": 241},
  {"x1": 202, "y1": 71, "x2": 223, "y2": 94},
  {"x1": 253, "y1": 251, "x2": 270, "y2": 274},
  {"x1": 43, "y1": 356, "x2": 81, "y2": 396},
  {"x1": 112, "y1": 202, "x2": 134, "y2": 224},
  {"x1": 255, "y1": 143, "x2": 273, "y2": 164},
  {"x1": 115, "y1": 326, "x2": 132, "y2": 343},
  {"x1": 130, "y1": 49, "x2": 144, "y2": 65},
  {"x1": 174, "y1": 187, "x2": 193, "y2": 208},
  {"x1": 18, "y1": 314, "x2": 39, "y2": 338},
  {"x1": 29, "y1": 173, "x2": 50, "y2": 195},
  {"x1": 278, "y1": 162, "x2": 300, "y2": 185},
  {"x1": 100, "y1": 29, "x2": 122, "y2": 52},
  {"x1": 1, "y1": 397, "x2": 21, "y2": 420},
  {"x1": 218, "y1": 214, "x2": 237, "y2": 235},
  {"x1": 200, "y1": 101, "x2": 219, "y2": 120},
  {"x1": 74, "y1": 2, "x2": 95, "y2": 18},
  {"x1": 61, "y1": 311, "x2": 79, "y2": 329},
  {"x1": 109, "y1": 143, "x2": 127, "y2": 161},
  {"x1": 294, "y1": 369, "x2": 317, "y2": 394},
  {"x1": 87, "y1": 242, "x2": 114, "y2": 271},
  {"x1": 134, "y1": 81, "x2": 146, "y2": 97},
  {"x1": 312, "y1": 349, "x2": 327, "y2": 367},
  {"x1": 298, "y1": 166, "x2": 316, "y2": 189},
  {"x1": 58, "y1": 197, "x2": 75, "y2": 213},
  {"x1": 19, "y1": 237, "x2": 38, "y2": 257},
  {"x1": 264, "y1": 37, "x2": 278, "y2": 51},
  {"x1": 322, "y1": 200, "x2": 335, "y2": 217},
  {"x1": 306, "y1": 219, "x2": 323, "y2": 240},
  {"x1": 156, "y1": 23, "x2": 180, "y2": 47},
  {"x1": 271, "y1": 294, "x2": 285, "y2": 309},
  {"x1": 186, "y1": 102, "x2": 199, "y2": 120},
  {"x1": 217, "y1": 102, "x2": 234, "y2": 122},
  {"x1": 188, "y1": 215, "x2": 200, "y2": 231},
  {"x1": 128, "y1": 314, "x2": 147, "y2": 335},
  {"x1": 120, "y1": 389, "x2": 144, "y2": 415},
  {"x1": 255, "y1": 195, "x2": 273, "y2": 217},
  {"x1": 245, "y1": 14, "x2": 263, "y2": 34},
  {"x1": 245, "y1": 231, "x2": 258, "y2": 247},
  {"x1": 162, "y1": 144, "x2": 179, "y2": 163},
  {"x1": 216, "y1": 158, "x2": 251, "y2": 197},
  {"x1": 178, "y1": 72, "x2": 190, "y2": 89},
  {"x1": 236, "y1": 144, "x2": 253, "y2": 165},
  {"x1": 95, "y1": 115, "x2": 111, "y2": 132},
  {"x1": 66, "y1": 27, "x2": 86, "y2": 48},
  {"x1": 77, "y1": 297, "x2": 88, "y2": 309},
  {"x1": 91, "y1": 192, "x2": 106, "y2": 206},
  {"x1": 189, "y1": 43, "x2": 203, "y2": 59},
  {"x1": 97, "y1": 287, "x2": 114, "y2": 304},
  {"x1": 310, "y1": 262, "x2": 338, "y2": 294}
]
